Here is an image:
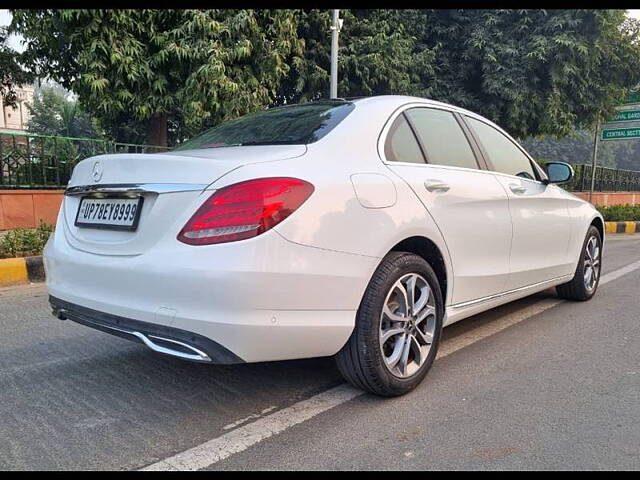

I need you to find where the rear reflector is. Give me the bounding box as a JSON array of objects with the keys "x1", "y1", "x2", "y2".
[{"x1": 177, "y1": 177, "x2": 314, "y2": 245}]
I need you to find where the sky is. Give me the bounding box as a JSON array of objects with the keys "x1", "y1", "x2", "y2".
[{"x1": 2, "y1": 9, "x2": 640, "y2": 53}]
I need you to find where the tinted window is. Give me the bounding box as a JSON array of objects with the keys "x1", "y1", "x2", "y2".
[
  {"x1": 466, "y1": 117, "x2": 537, "y2": 180},
  {"x1": 175, "y1": 102, "x2": 355, "y2": 151},
  {"x1": 384, "y1": 114, "x2": 425, "y2": 164},
  {"x1": 405, "y1": 108, "x2": 478, "y2": 170}
]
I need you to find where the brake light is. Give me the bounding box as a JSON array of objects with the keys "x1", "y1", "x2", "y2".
[{"x1": 177, "y1": 177, "x2": 314, "y2": 245}]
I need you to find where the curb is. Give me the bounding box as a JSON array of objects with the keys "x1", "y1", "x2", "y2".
[
  {"x1": 0, "y1": 255, "x2": 45, "y2": 287},
  {"x1": 605, "y1": 221, "x2": 640, "y2": 234}
]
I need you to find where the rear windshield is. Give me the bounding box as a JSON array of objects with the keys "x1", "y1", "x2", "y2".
[{"x1": 175, "y1": 102, "x2": 355, "y2": 151}]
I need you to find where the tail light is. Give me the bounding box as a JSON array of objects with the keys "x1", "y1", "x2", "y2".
[{"x1": 177, "y1": 177, "x2": 314, "y2": 245}]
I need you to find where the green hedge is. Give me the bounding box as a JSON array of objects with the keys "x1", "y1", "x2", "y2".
[
  {"x1": 596, "y1": 204, "x2": 640, "y2": 222},
  {"x1": 0, "y1": 222, "x2": 54, "y2": 259}
]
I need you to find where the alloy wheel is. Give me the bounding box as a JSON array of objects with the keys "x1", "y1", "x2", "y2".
[
  {"x1": 379, "y1": 273, "x2": 437, "y2": 378},
  {"x1": 583, "y1": 235, "x2": 600, "y2": 292}
]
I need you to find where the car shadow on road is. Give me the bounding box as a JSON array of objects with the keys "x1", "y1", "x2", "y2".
[{"x1": 1, "y1": 287, "x2": 563, "y2": 470}]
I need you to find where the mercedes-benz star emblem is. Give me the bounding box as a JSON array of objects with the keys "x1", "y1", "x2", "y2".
[{"x1": 92, "y1": 161, "x2": 103, "y2": 182}]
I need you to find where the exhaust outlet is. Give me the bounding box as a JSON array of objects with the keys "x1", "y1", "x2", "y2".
[{"x1": 52, "y1": 308, "x2": 68, "y2": 320}]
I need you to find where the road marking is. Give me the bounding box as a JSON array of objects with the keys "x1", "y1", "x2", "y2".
[
  {"x1": 599, "y1": 259, "x2": 640, "y2": 285},
  {"x1": 141, "y1": 385, "x2": 362, "y2": 471},
  {"x1": 436, "y1": 259, "x2": 640, "y2": 358},
  {"x1": 141, "y1": 260, "x2": 640, "y2": 471},
  {"x1": 222, "y1": 406, "x2": 278, "y2": 431}
]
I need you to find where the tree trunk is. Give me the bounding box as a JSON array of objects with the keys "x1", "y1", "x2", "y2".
[{"x1": 145, "y1": 112, "x2": 168, "y2": 147}]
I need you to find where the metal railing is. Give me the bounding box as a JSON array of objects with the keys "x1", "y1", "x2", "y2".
[
  {"x1": 0, "y1": 131, "x2": 170, "y2": 189},
  {"x1": 564, "y1": 164, "x2": 640, "y2": 192},
  {"x1": 2, "y1": 131, "x2": 639, "y2": 193}
]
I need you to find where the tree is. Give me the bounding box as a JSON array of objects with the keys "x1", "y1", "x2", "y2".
[
  {"x1": 0, "y1": 26, "x2": 32, "y2": 108},
  {"x1": 283, "y1": 10, "x2": 640, "y2": 138},
  {"x1": 11, "y1": 9, "x2": 640, "y2": 145},
  {"x1": 10, "y1": 9, "x2": 302, "y2": 146},
  {"x1": 522, "y1": 130, "x2": 640, "y2": 171},
  {"x1": 420, "y1": 10, "x2": 640, "y2": 138},
  {"x1": 276, "y1": 10, "x2": 436, "y2": 104},
  {"x1": 27, "y1": 84, "x2": 101, "y2": 139}
]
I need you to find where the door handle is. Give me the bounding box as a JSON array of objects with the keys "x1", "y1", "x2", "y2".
[
  {"x1": 509, "y1": 184, "x2": 527, "y2": 194},
  {"x1": 424, "y1": 180, "x2": 450, "y2": 193}
]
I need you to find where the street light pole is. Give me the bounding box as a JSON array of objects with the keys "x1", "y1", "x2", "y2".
[{"x1": 330, "y1": 9, "x2": 340, "y2": 99}]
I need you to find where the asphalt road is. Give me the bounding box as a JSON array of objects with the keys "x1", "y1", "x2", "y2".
[{"x1": 1, "y1": 235, "x2": 639, "y2": 470}]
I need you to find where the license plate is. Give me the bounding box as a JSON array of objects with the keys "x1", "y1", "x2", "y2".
[{"x1": 75, "y1": 196, "x2": 144, "y2": 231}]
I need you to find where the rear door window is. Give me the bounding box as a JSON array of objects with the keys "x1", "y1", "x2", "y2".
[{"x1": 405, "y1": 108, "x2": 479, "y2": 170}]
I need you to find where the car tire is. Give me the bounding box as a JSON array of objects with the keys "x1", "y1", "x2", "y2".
[
  {"x1": 335, "y1": 251, "x2": 444, "y2": 397},
  {"x1": 556, "y1": 225, "x2": 602, "y2": 301}
]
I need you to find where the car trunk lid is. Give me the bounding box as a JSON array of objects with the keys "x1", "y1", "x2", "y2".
[{"x1": 61, "y1": 145, "x2": 306, "y2": 255}]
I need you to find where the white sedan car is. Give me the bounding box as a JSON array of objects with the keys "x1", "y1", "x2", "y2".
[{"x1": 45, "y1": 95, "x2": 604, "y2": 396}]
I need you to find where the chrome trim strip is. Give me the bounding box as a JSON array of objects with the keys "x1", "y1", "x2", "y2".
[
  {"x1": 451, "y1": 274, "x2": 573, "y2": 309},
  {"x1": 99, "y1": 323, "x2": 212, "y2": 362},
  {"x1": 65, "y1": 183, "x2": 208, "y2": 196}
]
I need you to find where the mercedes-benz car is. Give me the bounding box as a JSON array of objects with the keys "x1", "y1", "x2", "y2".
[{"x1": 44, "y1": 95, "x2": 604, "y2": 396}]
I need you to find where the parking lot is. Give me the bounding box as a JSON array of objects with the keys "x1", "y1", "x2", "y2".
[{"x1": 1, "y1": 234, "x2": 639, "y2": 470}]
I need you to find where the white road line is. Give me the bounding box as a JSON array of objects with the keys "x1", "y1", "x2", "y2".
[
  {"x1": 599, "y1": 259, "x2": 640, "y2": 285},
  {"x1": 222, "y1": 406, "x2": 278, "y2": 431},
  {"x1": 141, "y1": 260, "x2": 640, "y2": 471},
  {"x1": 141, "y1": 384, "x2": 362, "y2": 471},
  {"x1": 437, "y1": 259, "x2": 640, "y2": 358}
]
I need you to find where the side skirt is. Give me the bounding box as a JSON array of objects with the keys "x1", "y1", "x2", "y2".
[{"x1": 443, "y1": 274, "x2": 573, "y2": 326}]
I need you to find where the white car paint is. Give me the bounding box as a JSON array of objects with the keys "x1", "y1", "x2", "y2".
[{"x1": 44, "y1": 95, "x2": 604, "y2": 364}]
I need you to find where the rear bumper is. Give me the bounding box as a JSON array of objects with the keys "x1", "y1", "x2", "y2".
[
  {"x1": 44, "y1": 228, "x2": 379, "y2": 363},
  {"x1": 50, "y1": 295, "x2": 243, "y2": 364}
]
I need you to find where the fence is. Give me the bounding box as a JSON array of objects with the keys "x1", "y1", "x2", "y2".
[
  {"x1": 2, "y1": 130, "x2": 640, "y2": 192},
  {"x1": 0, "y1": 131, "x2": 170, "y2": 189},
  {"x1": 565, "y1": 164, "x2": 640, "y2": 192}
]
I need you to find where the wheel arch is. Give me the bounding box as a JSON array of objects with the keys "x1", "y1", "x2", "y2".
[
  {"x1": 388, "y1": 236, "x2": 449, "y2": 305},
  {"x1": 590, "y1": 215, "x2": 604, "y2": 242}
]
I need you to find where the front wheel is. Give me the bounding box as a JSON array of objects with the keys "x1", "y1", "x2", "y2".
[
  {"x1": 556, "y1": 225, "x2": 602, "y2": 301},
  {"x1": 335, "y1": 252, "x2": 443, "y2": 397}
]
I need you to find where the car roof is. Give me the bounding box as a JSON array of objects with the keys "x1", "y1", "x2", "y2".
[
  {"x1": 272, "y1": 96, "x2": 479, "y2": 120},
  {"x1": 348, "y1": 95, "x2": 479, "y2": 117}
]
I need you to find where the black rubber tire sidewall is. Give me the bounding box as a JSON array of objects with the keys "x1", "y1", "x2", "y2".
[
  {"x1": 557, "y1": 225, "x2": 602, "y2": 301},
  {"x1": 338, "y1": 252, "x2": 444, "y2": 396}
]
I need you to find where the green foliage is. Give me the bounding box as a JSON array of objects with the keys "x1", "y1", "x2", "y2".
[
  {"x1": 597, "y1": 204, "x2": 640, "y2": 221},
  {"x1": 27, "y1": 84, "x2": 102, "y2": 138},
  {"x1": 423, "y1": 10, "x2": 640, "y2": 138},
  {"x1": 9, "y1": 9, "x2": 640, "y2": 144},
  {"x1": 522, "y1": 130, "x2": 640, "y2": 170},
  {"x1": 0, "y1": 221, "x2": 54, "y2": 258},
  {"x1": 11, "y1": 9, "x2": 303, "y2": 145},
  {"x1": 0, "y1": 26, "x2": 32, "y2": 108},
  {"x1": 277, "y1": 10, "x2": 436, "y2": 104},
  {"x1": 283, "y1": 10, "x2": 640, "y2": 139}
]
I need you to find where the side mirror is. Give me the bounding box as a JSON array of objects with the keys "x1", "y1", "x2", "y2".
[{"x1": 543, "y1": 162, "x2": 574, "y2": 185}]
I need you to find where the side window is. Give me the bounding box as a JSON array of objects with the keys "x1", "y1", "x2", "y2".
[
  {"x1": 384, "y1": 114, "x2": 425, "y2": 164},
  {"x1": 466, "y1": 117, "x2": 537, "y2": 180},
  {"x1": 405, "y1": 108, "x2": 479, "y2": 170}
]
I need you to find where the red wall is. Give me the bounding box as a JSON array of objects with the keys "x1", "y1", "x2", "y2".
[
  {"x1": 0, "y1": 189, "x2": 64, "y2": 230},
  {"x1": 573, "y1": 192, "x2": 640, "y2": 207}
]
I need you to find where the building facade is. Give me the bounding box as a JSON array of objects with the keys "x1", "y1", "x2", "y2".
[{"x1": 0, "y1": 85, "x2": 34, "y2": 132}]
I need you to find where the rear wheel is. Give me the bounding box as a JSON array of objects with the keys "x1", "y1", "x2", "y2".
[
  {"x1": 335, "y1": 252, "x2": 443, "y2": 397},
  {"x1": 556, "y1": 225, "x2": 602, "y2": 301}
]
